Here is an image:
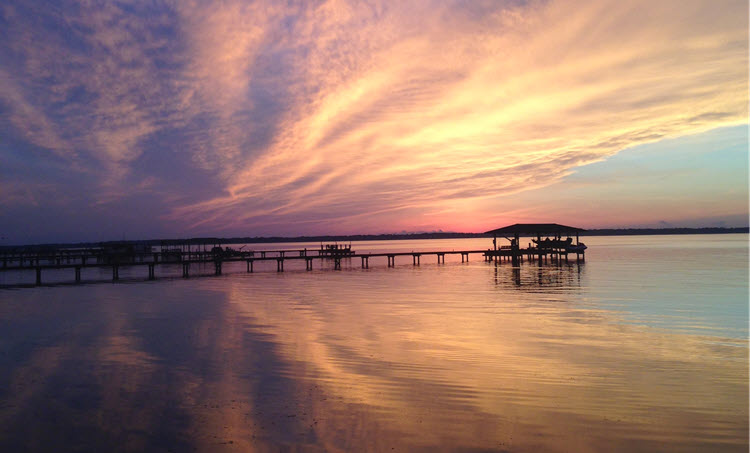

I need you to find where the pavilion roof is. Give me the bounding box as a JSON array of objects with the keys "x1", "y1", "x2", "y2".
[{"x1": 484, "y1": 223, "x2": 585, "y2": 235}]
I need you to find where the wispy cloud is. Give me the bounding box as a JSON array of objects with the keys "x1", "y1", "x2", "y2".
[{"x1": 0, "y1": 0, "x2": 746, "y2": 241}]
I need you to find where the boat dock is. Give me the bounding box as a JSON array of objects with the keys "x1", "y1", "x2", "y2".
[
  {"x1": 0, "y1": 224, "x2": 585, "y2": 286},
  {"x1": 484, "y1": 223, "x2": 587, "y2": 266}
]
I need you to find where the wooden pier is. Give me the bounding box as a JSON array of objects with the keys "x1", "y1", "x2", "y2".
[
  {"x1": 0, "y1": 225, "x2": 586, "y2": 287},
  {"x1": 0, "y1": 248, "x2": 488, "y2": 285}
]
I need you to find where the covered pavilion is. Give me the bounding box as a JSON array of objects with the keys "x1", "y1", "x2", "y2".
[
  {"x1": 484, "y1": 223, "x2": 586, "y2": 264},
  {"x1": 485, "y1": 223, "x2": 585, "y2": 249}
]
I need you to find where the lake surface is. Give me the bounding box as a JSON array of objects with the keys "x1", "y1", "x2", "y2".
[{"x1": 0, "y1": 235, "x2": 747, "y2": 452}]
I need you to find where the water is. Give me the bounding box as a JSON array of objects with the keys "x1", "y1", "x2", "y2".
[{"x1": 0, "y1": 235, "x2": 746, "y2": 452}]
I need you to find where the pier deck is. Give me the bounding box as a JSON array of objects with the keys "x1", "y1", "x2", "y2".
[
  {"x1": 1, "y1": 224, "x2": 588, "y2": 286},
  {"x1": 0, "y1": 246, "x2": 582, "y2": 287}
]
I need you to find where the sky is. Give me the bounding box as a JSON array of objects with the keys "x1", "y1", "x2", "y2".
[{"x1": 0, "y1": 0, "x2": 747, "y2": 244}]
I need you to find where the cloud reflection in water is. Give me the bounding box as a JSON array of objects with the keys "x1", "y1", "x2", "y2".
[{"x1": 0, "y1": 258, "x2": 746, "y2": 451}]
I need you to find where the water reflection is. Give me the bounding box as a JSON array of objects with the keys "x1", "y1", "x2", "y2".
[
  {"x1": 0, "y1": 284, "x2": 309, "y2": 452},
  {"x1": 0, "y1": 255, "x2": 747, "y2": 452},
  {"x1": 494, "y1": 261, "x2": 585, "y2": 290},
  {"x1": 222, "y1": 269, "x2": 746, "y2": 452}
]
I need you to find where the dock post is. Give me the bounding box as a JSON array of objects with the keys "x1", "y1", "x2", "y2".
[
  {"x1": 148, "y1": 263, "x2": 155, "y2": 280},
  {"x1": 361, "y1": 256, "x2": 369, "y2": 269},
  {"x1": 75, "y1": 266, "x2": 81, "y2": 283},
  {"x1": 214, "y1": 261, "x2": 222, "y2": 275},
  {"x1": 261, "y1": 251, "x2": 266, "y2": 258},
  {"x1": 437, "y1": 253, "x2": 445, "y2": 264},
  {"x1": 387, "y1": 255, "x2": 395, "y2": 267},
  {"x1": 183, "y1": 262, "x2": 190, "y2": 278},
  {"x1": 248, "y1": 259, "x2": 254, "y2": 273},
  {"x1": 277, "y1": 258, "x2": 283, "y2": 272},
  {"x1": 35, "y1": 267, "x2": 42, "y2": 285},
  {"x1": 306, "y1": 257, "x2": 313, "y2": 271},
  {"x1": 112, "y1": 265, "x2": 119, "y2": 282}
]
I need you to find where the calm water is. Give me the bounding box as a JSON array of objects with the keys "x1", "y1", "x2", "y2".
[{"x1": 0, "y1": 235, "x2": 747, "y2": 452}]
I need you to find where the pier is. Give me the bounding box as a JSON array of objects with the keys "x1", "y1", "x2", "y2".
[
  {"x1": 0, "y1": 248, "x2": 487, "y2": 285},
  {"x1": 0, "y1": 224, "x2": 586, "y2": 286}
]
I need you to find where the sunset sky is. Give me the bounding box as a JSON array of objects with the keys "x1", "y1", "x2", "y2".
[{"x1": 1, "y1": 0, "x2": 747, "y2": 244}]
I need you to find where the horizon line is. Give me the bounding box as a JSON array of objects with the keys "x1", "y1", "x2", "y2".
[{"x1": 3, "y1": 226, "x2": 748, "y2": 248}]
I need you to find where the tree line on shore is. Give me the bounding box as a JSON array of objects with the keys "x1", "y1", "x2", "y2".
[{"x1": 2, "y1": 227, "x2": 748, "y2": 251}]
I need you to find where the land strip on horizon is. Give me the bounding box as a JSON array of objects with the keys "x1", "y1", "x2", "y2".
[{"x1": 3, "y1": 227, "x2": 748, "y2": 250}]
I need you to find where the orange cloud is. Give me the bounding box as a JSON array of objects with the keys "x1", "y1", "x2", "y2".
[
  {"x1": 0, "y1": 0, "x2": 745, "y2": 239},
  {"x1": 168, "y1": 0, "x2": 747, "y2": 234}
]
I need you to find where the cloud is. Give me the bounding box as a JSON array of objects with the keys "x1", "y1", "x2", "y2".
[
  {"x1": 177, "y1": 0, "x2": 746, "y2": 234},
  {"x1": 0, "y1": 0, "x2": 747, "y2": 241}
]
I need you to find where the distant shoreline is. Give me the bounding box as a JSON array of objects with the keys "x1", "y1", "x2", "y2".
[{"x1": 4, "y1": 227, "x2": 748, "y2": 250}]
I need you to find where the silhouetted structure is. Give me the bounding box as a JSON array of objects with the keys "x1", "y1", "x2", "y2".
[
  {"x1": 485, "y1": 223, "x2": 586, "y2": 265},
  {"x1": 0, "y1": 225, "x2": 588, "y2": 286}
]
